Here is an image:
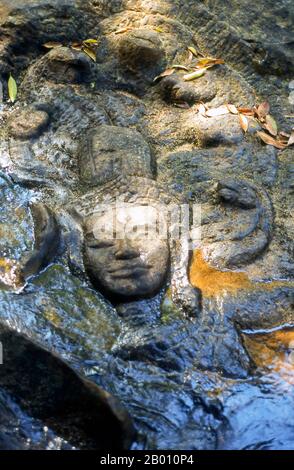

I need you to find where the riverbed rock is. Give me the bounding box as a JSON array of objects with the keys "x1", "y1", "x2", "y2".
[
  {"x1": 0, "y1": 322, "x2": 135, "y2": 449},
  {"x1": 79, "y1": 124, "x2": 154, "y2": 186},
  {"x1": 7, "y1": 107, "x2": 49, "y2": 140},
  {"x1": 160, "y1": 74, "x2": 217, "y2": 105},
  {"x1": 0, "y1": 0, "x2": 293, "y2": 452},
  {"x1": 118, "y1": 29, "x2": 165, "y2": 73}
]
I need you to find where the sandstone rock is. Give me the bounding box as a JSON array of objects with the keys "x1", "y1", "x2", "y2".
[
  {"x1": 160, "y1": 74, "x2": 217, "y2": 105},
  {"x1": 118, "y1": 29, "x2": 165, "y2": 72},
  {"x1": 79, "y1": 124, "x2": 154, "y2": 185},
  {"x1": 7, "y1": 107, "x2": 49, "y2": 140},
  {"x1": 21, "y1": 46, "x2": 95, "y2": 89}
]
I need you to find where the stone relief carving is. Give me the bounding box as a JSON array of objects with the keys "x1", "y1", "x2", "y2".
[{"x1": 0, "y1": 0, "x2": 293, "y2": 450}]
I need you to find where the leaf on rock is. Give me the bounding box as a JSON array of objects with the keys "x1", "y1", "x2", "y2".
[
  {"x1": 187, "y1": 51, "x2": 194, "y2": 63},
  {"x1": 8, "y1": 74, "x2": 17, "y2": 103},
  {"x1": 239, "y1": 114, "x2": 249, "y2": 132},
  {"x1": 71, "y1": 44, "x2": 83, "y2": 51},
  {"x1": 287, "y1": 130, "x2": 294, "y2": 146},
  {"x1": 227, "y1": 104, "x2": 238, "y2": 114},
  {"x1": 257, "y1": 131, "x2": 286, "y2": 149},
  {"x1": 196, "y1": 57, "x2": 224, "y2": 68},
  {"x1": 264, "y1": 114, "x2": 278, "y2": 136},
  {"x1": 279, "y1": 131, "x2": 290, "y2": 139},
  {"x1": 238, "y1": 107, "x2": 254, "y2": 116},
  {"x1": 174, "y1": 101, "x2": 190, "y2": 109},
  {"x1": 153, "y1": 68, "x2": 175, "y2": 82},
  {"x1": 154, "y1": 26, "x2": 165, "y2": 33},
  {"x1": 183, "y1": 68, "x2": 206, "y2": 81},
  {"x1": 82, "y1": 46, "x2": 96, "y2": 62},
  {"x1": 115, "y1": 27, "x2": 132, "y2": 35},
  {"x1": 187, "y1": 46, "x2": 198, "y2": 57},
  {"x1": 171, "y1": 64, "x2": 190, "y2": 71},
  {"x1": 43, "y1": 42, "x2": 63, "y2": 49},
  {"x1": 205, "y1": 105, "x2": 230, "y2": 117},
  {"x1": 197, "y1": 103, "x2": 207, "y2": 116},
  {"x1": 257, "y1": 101, "x2": 270, "y2": 120},
  {"x1": 83, "y1": 38, "x2": 99, "y2": 45}
]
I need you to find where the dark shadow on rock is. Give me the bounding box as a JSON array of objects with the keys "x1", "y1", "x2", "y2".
[{"x1": 0, "y1": 322, "x2": 135, "y2": 449}]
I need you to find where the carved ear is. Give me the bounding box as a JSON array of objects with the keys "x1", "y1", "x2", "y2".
[
  {"x1": 22, "y1": 203, "x2": 60, "y2": 279},
  {"x1": 169, "y1": 238, "x2": 201, "y2": 318},
  {"x1": 58, "y1": 208, "x2": 86, "y2": 278}
]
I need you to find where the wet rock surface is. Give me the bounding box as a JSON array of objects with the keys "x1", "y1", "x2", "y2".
[{"x1": 0, "y1": 0, "x2": 293, "y2": 450}]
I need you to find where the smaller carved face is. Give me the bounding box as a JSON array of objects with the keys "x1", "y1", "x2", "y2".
[{"x1": 83, "y1": 205, "x2": 169, "y2": 300}]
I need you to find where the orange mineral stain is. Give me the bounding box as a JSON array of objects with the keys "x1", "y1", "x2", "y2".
[
  {"x1": 189, "y1": 249, "x2": 252, "y2": 297},
  {"x1": 243, "y1": 329, "x2": 294, "y2": 384},
  {"x1": 189, "y1": 249, "x2": 294, "y2": 297}
]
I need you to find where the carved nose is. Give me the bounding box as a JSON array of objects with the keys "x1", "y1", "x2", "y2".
[{"x1": 114, "y1": 240, "x2": 140, "y2": 260}]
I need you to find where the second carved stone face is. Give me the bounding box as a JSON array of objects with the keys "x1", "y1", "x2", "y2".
[{"x1": 83, "y1": 205, "x2": 170, "y2": 300}]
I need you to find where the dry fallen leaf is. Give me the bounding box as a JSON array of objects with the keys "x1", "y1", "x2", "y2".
[
  {"x1": 196, "y1": 57, "x2": 224, "y2": 68},
  {"x1": 279, "y1": 131, "x2": 290, "y2": 139},
  {"x1": 8, "y1": 74, "x2": 17, "y2": 103},
  {"x1": 187, "y1": 51, "x2": 194, "y2": 63},
  {"x1": 264, "y1": 114, "x2": 278, "y2": 136},
  {"x1": 71, "y1": 41, "x2": 83, "y2": 51},
  {"x1": 227, "y1": 104, "x2": 238, "y2": 115},
  {"x1": 115, "y1": 27, "x2": 132, "y2": 35},
  {"x1": 174, "y1": 101, "x2": 190, "y2": 109},
  {"x1": 43, "y1": 41, "x2": 63, "y2": 49},
  {"x1": 257, "y1": 101, "x2": 270, "y2": 120},
  {"x1": 278, "y1": 135, "x2": 289, "y2": 144},
  {"x1": 171, "y1": 64, "x2": 190, "y2": 71},
  {"x1": 288, "y1": 130, "x2": 294, "y2": 146},
  {"x1": 183, "y1": 68, "x2": 206, "y2": 81},
  {"x1": 205, "y1": 105, "x2": 230, "y2": 117},
  {"x1": 197, "y1": 103, "x2": 207, "y2": 116},
  {"x1": 238, "y1": 107, "x2": 254, "y2": 116},
  {"x1": 153, "y1": 68, "x2": 175, "y2": 82},
  {"x1": 257, "y1": 131, "x2": 286, "y2": 149},
  {"x1": 239, "y1": 114, "x2": 249, "y2": 132}
]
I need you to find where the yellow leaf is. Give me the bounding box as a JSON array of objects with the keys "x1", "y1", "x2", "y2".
[
  {"x1": 196, "y1": 57, "x2": 224, "y2": 68},
  {"x1": 82, "y1": 46, "x2": 96, "y2": 62},
  {"x1": 187, "y1": 46, "x2": 198, "y2": 57},
  {"x1": 8, "y1": 74, "x2": 17, "y2": 103},
  {"x1": 183, "y1": 68, "x2": 206, "y2": 81},
  {"x1": 83, "y1": 38, "x2": 99, "y2": 45},
  {"x1": 239, "y1": 114, "x2": 249, "y2": 132},
  {"x1": 154, "y1": 26, "x2": 164, "y2": 33}
]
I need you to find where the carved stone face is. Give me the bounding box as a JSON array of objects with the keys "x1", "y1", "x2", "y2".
[{"x1": 83, "y1": 205, "x2": 170, "y2": 300}]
